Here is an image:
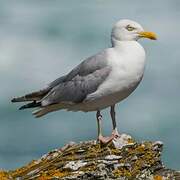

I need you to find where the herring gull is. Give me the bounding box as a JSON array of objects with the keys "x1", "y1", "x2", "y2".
[{"x1": 11, "y1": 19, "x2": 157, "y2": 144}]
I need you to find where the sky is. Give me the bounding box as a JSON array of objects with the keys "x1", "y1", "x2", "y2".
[{"x1": 0, "y1": 0, "x2": 180, "y2": 170}]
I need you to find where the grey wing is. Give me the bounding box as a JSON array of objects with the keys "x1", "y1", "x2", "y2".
[
  {"x1": 42, "y1": 67, "x2": 111, "y2": 106},
  {"x1": 47, "y1": 50, "x2": 108, "y2": 88},
  {"x1": 48, "y1": 75, "x2": 67, "y2": 89},
  {"x1": 11, "y1": 50, "x2": 110, "y2": 107},
  {"x1": 41, "y1": 50, "x2": 111, "y2": 106},
  {"x1": 65, "y1": 50, "x2": 109, "y2": 79}
]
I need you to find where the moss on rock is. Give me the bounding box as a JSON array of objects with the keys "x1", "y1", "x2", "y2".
[{"x1": 0, "y1": 134, "x2": 179, "y2": 179}]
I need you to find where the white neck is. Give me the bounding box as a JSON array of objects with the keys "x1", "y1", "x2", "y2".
[
  {"x1": 111, "y1": 37, "x2": 137, "y2": 47},
  {"x1": 111, "y1": 38, "x2": 146, "y2": 65}
]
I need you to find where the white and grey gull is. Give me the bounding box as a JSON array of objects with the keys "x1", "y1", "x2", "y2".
[{"x1": 12, "y1": 19, "x2": 157, "y2": 144}]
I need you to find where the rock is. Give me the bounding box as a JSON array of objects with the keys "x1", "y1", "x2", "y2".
[
  {"x1": 0, "y1": 134, "x2": 179, "y2": 180},
  {"x1": 112, "y1": 134, "x2": 134, "y2": 149},
  {"x1": 64, "y1": 161, "x2": 87, "y2": 171},
  {"x1": 104, "y1": 155, "x2": 122, "y2": 161}
]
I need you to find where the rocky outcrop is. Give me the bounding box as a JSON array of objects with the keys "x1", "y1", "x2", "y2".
[{"x1": 0, "y1": 134, "x2": 179, "y2": 179}]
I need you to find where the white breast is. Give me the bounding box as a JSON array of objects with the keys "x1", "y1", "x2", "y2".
[
  {"x1": 105, "y1": 41, "x2": 145, "y2": 93},
  {"x1": 84, "y1": 41, "x2": 146, "y2": 107},
  {"x1": 68, "y1": 41, "x2": 146, "y2": 112}
]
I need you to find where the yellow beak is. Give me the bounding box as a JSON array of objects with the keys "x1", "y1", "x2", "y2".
[{"x1": 138, "y1": 31, "x2": 157, "y2": 40}]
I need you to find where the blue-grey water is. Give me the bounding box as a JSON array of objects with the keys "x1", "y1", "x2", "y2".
[{"x1": 0, "y1": 0, "x2": 180, "y2": 170}]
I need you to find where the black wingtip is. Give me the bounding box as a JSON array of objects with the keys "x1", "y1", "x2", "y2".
[
  {"x1": 11, "y1": 98, "x2": 16, "y2": 103},
  {"x1": 19, "y1": 106, "x2": 26, "y2": 110},
  {"x1": 11, "y1": 97, "x2": 22, "y2": 103},
  {"x1": 19, "y1": 104, "x2": 28, "y2": 110},
  {"x1": 19, "y1": 101, "x2": 41, "y2": 110}
]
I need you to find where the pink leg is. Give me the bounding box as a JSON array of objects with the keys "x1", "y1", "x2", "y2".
[
  {"x1": 96, "y1": 110, "x2": 114, "y2": 144},
  {"x1": 98, "y1": 134, "x2": 114, "y2": 144}
]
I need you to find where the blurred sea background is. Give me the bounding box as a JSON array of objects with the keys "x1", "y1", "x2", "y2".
[{"x1": 0, "y1": 0, "x2": 180, "y2": 170}]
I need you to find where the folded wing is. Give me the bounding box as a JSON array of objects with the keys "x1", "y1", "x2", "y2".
[{"x1": 12, "y1": 50, "x2": 111, "y2": 115}]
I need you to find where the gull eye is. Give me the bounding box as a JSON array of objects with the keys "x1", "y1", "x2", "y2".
[{"x1": 126, "y1": 25, "x2": 135, "y2": 31}]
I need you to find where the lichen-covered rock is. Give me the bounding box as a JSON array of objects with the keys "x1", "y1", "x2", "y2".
[{"x1": 0, "y1": 134, "x2": 179, "y2": 180}]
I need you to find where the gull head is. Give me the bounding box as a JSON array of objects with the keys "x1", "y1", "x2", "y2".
[{"x1": 111, "y1": 19, "x2": 157, "y2": 42}]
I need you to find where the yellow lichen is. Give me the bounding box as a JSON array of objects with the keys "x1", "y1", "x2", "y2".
[
  {"x1": 9, "y1": 159, "x2": 41, "y2": 178},
  {"x1": 127, "y1": 138, "x2": 135, "y2": 144},
  {"x1": 113, "y1": 168, "x2": 132, "y2": 178},
  {"x1": 0, "y1": 171, "x2": 10, "y2": 180},
  {"x1": 38, "y1": 170, "x2": 70, "y2": 179},
  {"x1": 154, "y1": 175, "x2": 163, "y2": 180},
  {"x1": 0, "y1": 140, "x2": 166, "y2": 179}
]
